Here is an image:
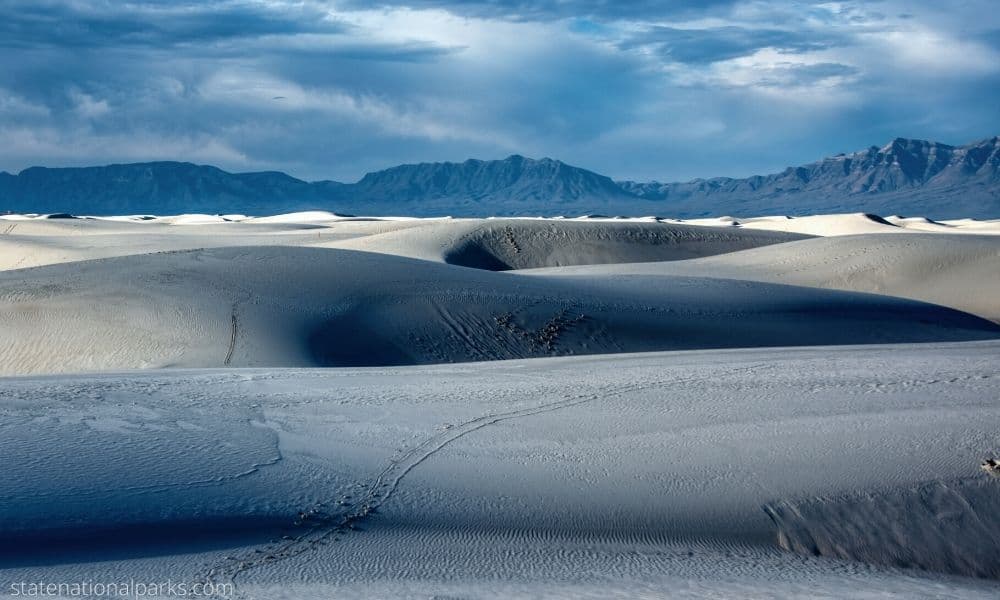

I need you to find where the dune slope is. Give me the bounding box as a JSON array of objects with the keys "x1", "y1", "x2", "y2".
[
  {"x1": 1, "y1": 246, "x2": 997, "y2": 375},
  {"x1": 523, "y1": 233, "x2": 1000, "y2": 322}
]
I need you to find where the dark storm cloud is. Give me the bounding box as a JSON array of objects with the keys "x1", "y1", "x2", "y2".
[{"x1": 0, "y1": 1, "x2": 348, "y2": 49}]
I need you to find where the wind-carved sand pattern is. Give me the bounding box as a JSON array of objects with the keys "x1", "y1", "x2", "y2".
[
  {"x1": 763, "y1": 478, "x2": 1000, "y2": 578},
  {"x1": 194, "y1": 378, "x2": 669, "y2": 597}
]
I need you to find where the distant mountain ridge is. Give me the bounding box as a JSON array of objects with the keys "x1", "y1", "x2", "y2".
[
  {"x1": 352, "y1": 155, "x2": 628, "y2": 204},
  {"x1": 1, "y1": 136, "x2": 997, "y2": 218},
  {"x1": 0, "y1": 162, "x2": 343, "y2": 216},
  {"x1": 617, "y1": 136, "x2": 1000, "y2": 217}
]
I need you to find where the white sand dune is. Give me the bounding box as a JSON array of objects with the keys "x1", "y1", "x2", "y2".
[
  {"x1": 0, "y1": 216, "x2": 798, "y2": 272},
  {"x1": 524, "y1": 233, "x2": 1000, "y2": 322},
  {"x1": 1, "y1": 245, "x2": 997, "y2": 375},
  {"x1": 2, "y1": 212, "x2": 996, "y2": 273},
  {"x1": 681, "y1": 213, "x2": 1000, "y2": 236},
  {"x1": 2, "y1": 212, "x2": 1000, "y2": 597},
  {"x1": 1, "y1": 343, "x2": 998, "y2": 597},
  {"x1": 887, "y1": 215, "x2": 1000, "y2": 234},
  {"x1": 0, "y1": 217, "x2": 429, "y2": 271},
  {"x1": 884, "y1": 215, "x2": 963, "y2": 233},
  {"x1": 940, "y1": 217, "x2": 1000, "y2": 231},
  {"x1": 736, "y1": 213, "x2": 905, "y2": 236},
  {"x1": 244, "y1": 210, "x2": 403, "y2": 224},
  {"x1": 328, "y1": 218, "x2": 808, "y2": 269}
]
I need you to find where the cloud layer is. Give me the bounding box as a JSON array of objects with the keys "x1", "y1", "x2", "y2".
[{"x1": 1, "y1": 0, "x2": 998, "y2": 182}]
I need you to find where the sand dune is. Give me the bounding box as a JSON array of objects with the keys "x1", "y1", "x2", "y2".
[
  {"x1": 736, "y1": 213, "x2": 905, "y2": 236},
  {"x1": 2, "y1": 212, "x2": 1000, "y2": 597},
  {"x1": 766, "y1": 478, "x2": 1000, "y2": 578},
  {"x1": 525, "y1": 233, "x2": 1000, "y2": 322},
  {"x1": 2, "y1": 343, "x2": 999, "y2": 597},
  {"x1": 1, "y1": 245, "x2": 997, "y2": 375},
  {"x1": 658, "y1": 213, "x2": 906, "y2": 236},
  {"x1": 0, "y1": 217, "x2": 428, "y2": 271},
  {"x1": 329, "y1": 218, "x2": 808, "y2": 269},
  {"x1": 939, "y1": 217, "x2": 1000, "y2": 231},
  {"x1": 0, "y1": 216, "x2": 803, "y2": 272},
  {"x1": 680, "y1": 213, "x2": 1000, "y2": 236},
  {"x1": 2, "y1": 212, "x2": 996, "y2": 274}
]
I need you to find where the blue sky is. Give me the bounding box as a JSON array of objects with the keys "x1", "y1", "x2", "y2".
[{"x1": 1, "y1": 1, "x2": 998, "y2": 182}]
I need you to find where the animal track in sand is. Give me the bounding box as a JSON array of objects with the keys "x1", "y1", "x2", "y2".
[
  {"x1": 193, "y1": 377, "x2": 689, "y2": 598},
  {"x1": 494, "y1": 306, "x2": 588, "y2": 352},
  {"x1": 224, "y1": 305, "x2": 238, "y2": 366}
]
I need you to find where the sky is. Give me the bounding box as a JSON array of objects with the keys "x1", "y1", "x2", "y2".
[{"x1": 0, "y1": 0, "x2": 998, "y2": 183}]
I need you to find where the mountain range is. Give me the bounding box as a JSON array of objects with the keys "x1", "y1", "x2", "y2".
[{"x1": 1, "y1": 136, "x2": 997, "y2": 218}]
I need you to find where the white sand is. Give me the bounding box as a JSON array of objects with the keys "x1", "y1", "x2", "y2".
[
  {"x1": 1, "y1": 343, "x2": 998, "y2": 597},
  {"x1": 700, "y1": 213, "x2": 1000, "y2": 236},
  {"x1": 1, "y1": 211, "x2": 999, "y2": 598},
  {"x1": 2, "y1": 212, "x2": 997, "y2": 272},
  {"x1": 524, "y1": 233, "x2": 1000, "y2": 322},
  {"x1": 327, "y1": 218, "x2": 807, "y2": 268},
  {"x1": 1, "y1": 245, "x2": 996, "y2": 376},
  {"x1": 0, "y1": 217, "x2": 427, "y2": 271}
]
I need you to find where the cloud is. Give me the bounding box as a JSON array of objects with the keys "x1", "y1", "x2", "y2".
[
  {"x1": 0, "y1": 125, "x2": 248, "y2": 169},
  {"x1": 335, "y1": 1, "x2": 742, "y2": 21},
  {"x1": 0, "y1": 0, "x2": 996, "y2": 184},
  {"x1": 0, "y1": 89, "x2": 51, "y2": 119},
  {"x1": 618, "y1": 26, "x2": 847, "y2": 64},
  {"x1": 0, "y1": 0, "x2": 347, "y2": 49},
  {"x1": 858, "y1": 28, "x2": 1000, "y2": 76}
]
